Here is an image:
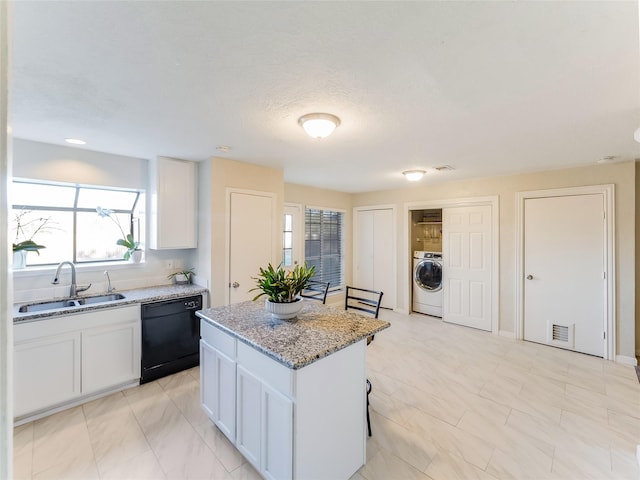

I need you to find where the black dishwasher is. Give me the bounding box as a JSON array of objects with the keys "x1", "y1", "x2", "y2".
[{"x1": 140, "y1": 294, "x2": 202, "y2": 384}]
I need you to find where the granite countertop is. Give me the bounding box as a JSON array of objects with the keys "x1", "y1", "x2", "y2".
[
  {"x1": 13, "y1": 284, "x2": 209, "y2": 323},
  {"x1": 197, "y1": 300, "x2": 390, "y2": 370}
]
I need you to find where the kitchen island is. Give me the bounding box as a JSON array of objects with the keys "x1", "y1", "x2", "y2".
[{"x1": 197, "y1": 300, "x2": 390, "y2": 480}]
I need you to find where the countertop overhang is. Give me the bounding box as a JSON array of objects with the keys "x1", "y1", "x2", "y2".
[
  {"x1": 197, "y1": 300, "x2": 390, "y2": 369},
  {"x1": 13, "y1": 284, "x2": 208, "y2": 323}
]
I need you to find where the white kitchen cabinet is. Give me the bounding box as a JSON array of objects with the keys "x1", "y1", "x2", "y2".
[
  {"x1": 82, "y1": 317, "x2": 141, "y2": 395},
  {"x1": 200, "y1": 317, "x2": 363, "y2": 480},
  {"x1": 261, "y1": 383, "x2": 293, "y2": 480},
  {"x1": 236, "y1": 364, "x2": 293, "y2": 480},
  {"x1": 200, "y1": 337, "x2": 236, "y2": 442},
  {"x1": 14, "y1": 331, "x2": 81, "y2": 418},
  {"x1": 236, "y1": 365, "x2": 263, "y2": 470},
  {"x1": 149, "y1": 156, "x2": 197, "y2": 249},
  {"x1": 14, "y1": 305, "x2": 141, "y2": 422}
]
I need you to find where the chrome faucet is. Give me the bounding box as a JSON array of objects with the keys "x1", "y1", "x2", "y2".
[
  {"x1": 52, "y1": 261, "x2": 91, "y2": 297},
  {"x1": 104, "y1": 270, "x2": 114, "y2": 293}
]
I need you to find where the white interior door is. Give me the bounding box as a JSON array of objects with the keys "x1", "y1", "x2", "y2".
[
  {"x1": 354, "y1": 208, "x2": 395, "y2": 309},
  {"x1": 229, "y1": 191, "x2": 275, "y2": 304},
  {"x1": 283, "y1": 203, "x2": 303, "y2": 270},
  {"x1": 523, "y1": 194, "x2": 605, "y2": 356},
  {"x1": 442, "y1": 205, "x2": 492, "y2": 331},
  {"x1": 355, "y1": 211, "x2": 374, "y2": 290}
]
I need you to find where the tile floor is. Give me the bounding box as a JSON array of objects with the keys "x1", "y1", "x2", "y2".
[{"x1": 13, "y1": 310, "x2": 640, "y2": 479}]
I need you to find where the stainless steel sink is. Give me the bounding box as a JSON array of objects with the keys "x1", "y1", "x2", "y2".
[
  {"x1": 18, "y1": 293, "x2": 126, "y2": 313},
  {"x1": 80, "y1": 293, "x2": 125, "y2": 305}
]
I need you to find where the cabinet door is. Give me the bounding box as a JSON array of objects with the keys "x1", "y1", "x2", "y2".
[
  {"x1": 200, "y1": 340, "x2": 237, "y2": 442},
  {"x1": 200, "y1": 340, "x2": 217, "y2": 420},
  {"x1": 14, "y1": 331, "x2": 81, "y2": 417},
  {"x1": 82, "y1": 320, "x2": 141, "y2": 394},
  {"x1": 236, "y1": 366, "x2": 262, "y2": 470},
  {"x1": 262, "y1": 384, "x2": 293, "y2": 480},
  {"x1": 216, "y1": 350, "x2": 236, "y2": 442},
  {"x1": 149, "y1": 156, "x2": 197, "y2": 249}
]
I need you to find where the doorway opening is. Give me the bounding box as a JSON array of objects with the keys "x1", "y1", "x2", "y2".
[{"x1": 404, "y1": 196, "x2": 499, "y2": 333}]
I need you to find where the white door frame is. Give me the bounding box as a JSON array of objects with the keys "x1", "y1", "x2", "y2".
[
  {"x1": 353, "y1": 204, "x2": 397, "y2": 311},
  {"x1": 225, "y1": 188, "x2": 278, "y2": 305},
  {"x1": 515, "y1": 184, "x2": 615, "y2": 360},
  {"x1": 403, "y1": 196, "x2": 499, "y2": 333}
]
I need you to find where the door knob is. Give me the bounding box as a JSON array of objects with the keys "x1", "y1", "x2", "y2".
[
  {"x1": 526, "y1": 275, "x2": 533, "y2": 280},
  {"x1": 232, "y1": 281, "x2": 240, "y2": 288}
]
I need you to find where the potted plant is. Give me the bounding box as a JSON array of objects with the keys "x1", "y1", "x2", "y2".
[
  {"x1": 250, "y1": 263, "x2": 316, "y2": 320},
  {"x1": 96, "y1": 206, "x2": 142, "y2": 262},
  {"x1": 11, "y1": 210, "x2": 52, "y2": 268},
  {"x1": 168, "y1": 268, "x2": 195, "y2": 285}
]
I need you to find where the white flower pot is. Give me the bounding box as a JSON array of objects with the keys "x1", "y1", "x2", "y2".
[
  {"x1": 130, "y1": 250, "x2": 143, "y2": 263},
  {"x1": 13, "y1": 250, "x2": 27, "y2": 269},
  {"x1": 265, "y1": 298, "x2": 303, "y2": 320}
]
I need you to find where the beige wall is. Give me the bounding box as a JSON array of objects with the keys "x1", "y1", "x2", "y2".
[
  {"x1": 207, "y1": 157, "x2": 284, "y2": 307},
  {"x1": 284, "y1": 183, "x2": 354, "y2": 286},
  {"x1": 352, "y1": 161, "x2": 636, "y2": 360}
]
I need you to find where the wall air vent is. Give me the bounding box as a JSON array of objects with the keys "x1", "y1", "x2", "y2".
[
  {"x1": 552, "y1": 324, "x2": 569, "y2": 342},
  {"x1": 547, "y1": 323, "x2": 575, "y2": 348},
  {"x1": 433, "y1": 165, "x2": 455, "y2": 171}
]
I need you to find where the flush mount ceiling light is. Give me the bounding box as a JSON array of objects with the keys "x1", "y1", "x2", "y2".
[
  {"x1": 402, "y1": 170, "x2": 426, "y2": 181},
  {"x1": 298, "y1": 113, "x2": 340, "y2": 139},
  {"x1": 65, "y1": 138, "x2": 86, "y2": 145}
]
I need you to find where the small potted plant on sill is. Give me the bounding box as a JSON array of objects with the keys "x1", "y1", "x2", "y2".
[
  {"x1": 96, "y1": 206, "x2": 142, "y2": 262},
  {"x1": 11, "y1": 210, "x2": 53, "y2": 269},
  {"x1": 250, "y1": 262, "x2": 316, "y2": 320},
  {"x1": 168, "y1": 268, "x2": 195, "y2": 285}
]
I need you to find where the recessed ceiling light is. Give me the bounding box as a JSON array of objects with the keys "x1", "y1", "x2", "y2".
[
  {"x1": 216, "y1": 145, "x2": 232, "y2": 153},
  {"x1": 402, "y1": 170, "x2": 426, "y2": 181},
  {"x1": 65, "y1": 138, "x2": 86, "y2": 145}
]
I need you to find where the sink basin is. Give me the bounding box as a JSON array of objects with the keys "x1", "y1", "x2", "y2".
[
  {"x1": 18, "y1": 293, "x2": 126, "y2": 313},
  {"x1": 19, "y1": 299, "x2": 82, "y2": 312},
  {"x1": 80, "y1": 293, "x2": 125, "y2": 305}
]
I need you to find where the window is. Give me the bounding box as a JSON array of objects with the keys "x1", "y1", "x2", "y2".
[
  {"x1": 11, "y1": 179, "x2": 144, "y2": 266},
  {"x1": 282, "y1": 212, "x2": 293, "y2": 267},
  {"x1": 305, "y1": 207, "x2": 344, "y2": 290}
]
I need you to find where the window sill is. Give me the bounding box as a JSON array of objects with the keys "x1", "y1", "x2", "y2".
[{"x1": 12, "y1": 260, "x2": 145, "y2": 277}]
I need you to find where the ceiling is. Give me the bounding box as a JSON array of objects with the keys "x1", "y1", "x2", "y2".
[{"x1": 11, "y1": 1, "x2": 640, "y2": 193}]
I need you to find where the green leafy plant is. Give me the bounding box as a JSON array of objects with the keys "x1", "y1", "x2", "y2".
[
  {"x1": 96, "y1": 206, "x2": 141, "y2": 260},
  {"x1": 12, "y1": 210, "x2": 53, "y2": 254},
  {"x1": 167, "y1": 268, "x2": 195, "y2": 284},
  {"x1": 250, "y1": 263, "x2": 316, "y2": 303}
]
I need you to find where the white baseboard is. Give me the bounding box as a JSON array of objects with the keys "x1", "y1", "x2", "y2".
[{"x1": 615, "y1": 355, "x2": 638, "y2": 366}]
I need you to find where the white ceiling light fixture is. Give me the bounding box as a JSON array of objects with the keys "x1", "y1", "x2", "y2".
[
  {"x1": 634, "y1": 127, "x2": 640, "y2": 143},
  {"x1": 402, "y1": 170, "x2": 426, "y2": 181},
  {"x1": 298, "y1": 113, "x2": 340, "y2": 139},
  {"x1": 65, "y1": 138, "x2": 86, "y2": 145}
]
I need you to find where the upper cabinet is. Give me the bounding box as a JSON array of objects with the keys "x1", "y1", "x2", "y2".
[{"x1": 149, "y1": 156, "x2": 197, "y2": 249}]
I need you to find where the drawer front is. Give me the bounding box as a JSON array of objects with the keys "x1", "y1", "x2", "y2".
[
  {"x1": 237, "y1": 341, "x2": 292, "y2": 397},
  {"x1": 200, "y1": 320, "x2": 236, "y2": 359}
]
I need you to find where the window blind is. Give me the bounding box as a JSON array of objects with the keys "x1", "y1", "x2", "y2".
[{"x1": 304, "y1": 208, "x2": 344, "y2": 290}]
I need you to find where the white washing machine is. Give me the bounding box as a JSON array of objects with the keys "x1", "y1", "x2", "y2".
[{"x1": 413, "y1": 251, "x2": 443, "y2": 317}]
